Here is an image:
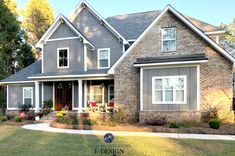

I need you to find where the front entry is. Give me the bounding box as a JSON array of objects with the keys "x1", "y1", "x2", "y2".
[{"x1": 55, "y1": 81, "x2": 72, "y2": 111}]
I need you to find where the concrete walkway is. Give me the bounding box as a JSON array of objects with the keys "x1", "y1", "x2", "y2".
[{"x1": 22, "y1": 123, "x2": 235, "y2": 141}]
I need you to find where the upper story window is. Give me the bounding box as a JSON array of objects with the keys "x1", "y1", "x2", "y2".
[
  {"x1": 57, "y1": 48, "x2": 69, "y2": 68},
  {"x1": 98, "y1": 48, "x2": 110, "y2": 69},
  {"x1": 162, "y1": 27, "x2": 176, "y2": 52},
  {"x1": 152, "y1": 75, "x2": 186, "y2": 104},
  {"x1": 23, "y1": 87, "x2": 33, "y2": 105}
]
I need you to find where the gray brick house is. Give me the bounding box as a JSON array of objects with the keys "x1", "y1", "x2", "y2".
[{"x1": 1, "y1": 0, "x2": 234, "y2": 122}]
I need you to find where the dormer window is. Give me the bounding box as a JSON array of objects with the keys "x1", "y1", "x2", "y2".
[
  {"x1": 57, "y1": 48, "x2": 69, "y2": 68},
  {"x1": 162, "y1": 27, "x2": 176, "y2": 52},
  {"x1": 98, "y1": 48, "x2": 110, "y2": 69}
]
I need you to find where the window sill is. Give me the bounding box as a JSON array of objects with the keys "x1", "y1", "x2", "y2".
[
  {"x1": 161, "y1": 50, "x2": 177, "y2": 53},
  {"x1": 57, "y1": 66, "x2": 69, "y2": 69},
  {"x1": 98, "y1": 67, "x2": 110, "y2": 69},
  {"x1": 152, "y1": 102, "x2": 187, "y2": 105}
]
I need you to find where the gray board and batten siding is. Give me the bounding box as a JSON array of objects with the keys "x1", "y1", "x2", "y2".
[
  {"x1": 142, "y1": 66, "x2": 198, "y2": 111},
  {"x1": 71, "y1": 8, "x2": 124, "y2": 69}
]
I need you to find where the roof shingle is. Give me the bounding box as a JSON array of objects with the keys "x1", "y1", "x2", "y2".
[{"x1": 106, "y1": 10, "x2": 223, "y2": 40}]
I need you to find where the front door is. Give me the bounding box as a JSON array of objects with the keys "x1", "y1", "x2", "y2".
[{"x1": 55, "y1": 81, "x2": 72, "y2": 111}]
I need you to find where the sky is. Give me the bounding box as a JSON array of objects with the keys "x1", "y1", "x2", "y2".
[{"x1": 16, "y1": 0, "x2": 235, "y2": 26}]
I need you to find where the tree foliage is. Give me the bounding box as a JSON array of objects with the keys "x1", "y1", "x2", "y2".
[
  {"x1": 220, "y1": 19, "x2": 235, "y2": 56},
  {"x1": 22, "y1": 0, "x2": 54, "y2": 45},
  {"x1": 3, "y1": 0, "x2": 17, "y2": 15}
]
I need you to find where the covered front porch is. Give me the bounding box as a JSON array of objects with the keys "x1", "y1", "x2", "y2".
[{"x1": 33, "y1": 79, "x2": 114, "y2": 113}]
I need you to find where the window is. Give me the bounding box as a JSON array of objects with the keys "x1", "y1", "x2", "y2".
[
  {"x1": 98, "y1": 48, "x2": 110, "y2": 68},
  {"x1": 90, "y1": 86, "x2": 103, "y2": 104},
  {"x1": 162, "y1": 27, "x2": 176, "y2": 52},
  {"x1": 108, "y1": 85, "x2": 114, "y2": 101},
  {"x1": 23, "y1": 87, "x2": 33, "y2": 105},
  {"x1": 152, "y1": 76, "x2": 186, "y2": 104},
  {"x1": 57, "y1": 48, "x2": 69, "y2": 68}
]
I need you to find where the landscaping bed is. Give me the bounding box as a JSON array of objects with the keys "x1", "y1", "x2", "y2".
[
  {"x1": 49, "y1": 110, "x2": 235, "y2": 135},
  {"x1": 50, "y1": 121, "x2": 235, "y2": 135}
]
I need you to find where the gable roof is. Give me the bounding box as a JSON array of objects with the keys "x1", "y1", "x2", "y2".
[
  {"x1": 36, "y1": 14, "x2": 95, "y2": 50},
  {"x1": 108, "y1": 5, "x2": 234, "y2": 74},
  {"x1": 68, "y1": 0, "x2": 129, "y2": 45},
  {"x1": 0, "y1": 60, "x2": 41, "y2": 84},
  {"x1": 106, "y1": 10, "x2": 224, "y2": 40}
]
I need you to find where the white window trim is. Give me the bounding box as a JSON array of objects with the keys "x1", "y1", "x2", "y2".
[
  {"x1": 97, "y1": 48, "x2": 110, "y2": 69},
  {"x1": 108, "y1": 85, "x2": 114, "y2": 101},
  {"x1": 23, "y1": 87, "x2": 34, "y2": 105},
  {"x1": 57, "y1": 47, "x2": 69, "y2": 69},
  {"x1": 161, "y1": 27, "x2": 176, "y2": 52},
  {"x1": 152, "y1": 75, "x2": 187, "y2": 104}
]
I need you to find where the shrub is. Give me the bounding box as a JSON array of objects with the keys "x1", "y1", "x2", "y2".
[
  {"x1": 169, "y1": 121, "x2": 179, "y2": 128},
  {"x1": 202, "y1": 108, "x2": 219, "y2": 122},
  {"x1": 209, "y1": 118, "x2": 221, "y2": 129},
  {"x1": 14, "y1": 116, "x2": 22, "y2": 122},
  {"x1": 60, "y1": 110, "x2": 67, "y2": 115},
  {"x1": 111, "y1": 108, "x2": 128, "y2": 123},
  {"x1": 27, "y1": 112, "x2": 35, "y2": 120},
  {"x1": 82, "y1": 118, "x2": 91, "y2": 126},
  {"x1": 0, "y1": 116, "x2": 8, "y2": 122},
  {"x1": 57, "y1": 116, "x2": 72, "y2": 125},
  {"x1": 146, "y1": 119, "x2": 167, "y2": 126},
  {"x1": 56, "y1": 112, "x2": 63, "y2": 117},
  {"x1": 7, "y1": 115, "x2": 14, "y2": 120},
  {"x1": 106, "y1": 118, "x2": 117, "y2": 127},
  {"x1": 43, "y1": 100, "x2": 53, "y2": 109},
  {"x1": 18, "y1": 104, "x2": 32, "y2": 112}
]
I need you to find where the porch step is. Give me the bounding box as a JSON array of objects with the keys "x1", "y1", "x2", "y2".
[{"x1": 39, "y1": 112, "x2": 56, "y2": 123}]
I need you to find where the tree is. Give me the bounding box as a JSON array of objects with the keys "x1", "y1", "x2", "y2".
[
  {"x1": 220, "y1": 19, "x2": 235, "y2": 56},
  {"x1": 22, "y1": 0, "x2": 54, "y2": 45},
  {"x1": 0, "y1": 1, "x2": 36, "y2": 112},
  {"x1": 0, "y1": 0, "x2": 21, "y2": 77},
  {"x1": 3, "y1": 0, "x2": 17, "y2": 15}
]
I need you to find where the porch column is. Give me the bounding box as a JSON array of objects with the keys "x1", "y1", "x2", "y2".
[
  {"x1": 78, "y1": 80, "x2": 83, "y2": 113},
  {"x1": 35, "y1": 81, "x2": 40, "y2": 112}
]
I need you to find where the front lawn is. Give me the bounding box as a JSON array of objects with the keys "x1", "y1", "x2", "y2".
[{"x1": 0, "y1": 125, "x2": 234, "y2": 156}]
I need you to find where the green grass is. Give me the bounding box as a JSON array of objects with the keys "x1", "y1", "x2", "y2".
[{"x1": 0, "y1": 125, "x2": 235, "y2": 156}]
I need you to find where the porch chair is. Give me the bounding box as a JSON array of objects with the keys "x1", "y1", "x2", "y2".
[
  {"x1": 89, "y1": 100, "x2": 99, "y2": 112},
  {"x1": 105, "y1": 99, "x2": 114, "y2": 112}
]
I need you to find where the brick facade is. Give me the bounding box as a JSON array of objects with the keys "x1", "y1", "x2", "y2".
[{"x1": 114, "y1": 11, "x2": 233, "y2": 122}]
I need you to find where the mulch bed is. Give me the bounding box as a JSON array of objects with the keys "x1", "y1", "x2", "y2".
[
  {"x1": 1, "y1": 119, "x2": 235, "y2": 135},
  {"x1": 49, "y1": 121, "x2": 235, "y2": 135}
]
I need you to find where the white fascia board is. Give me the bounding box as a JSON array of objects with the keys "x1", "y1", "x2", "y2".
[
  {"x1": 36, "y1": 14, "x2": 95, "y2": 50},
  {"x1": 108, "y1": 5, "x2": 235, "y2": 74},
  {"x1": 0, "y1": 81, "x2": 35, "y2": 85},
  {"x1": 28, "y1": 74, "x2": 110, "y2": 79},
  {"x1": 68, "y1": 0, "x2": 129, "y2": 45},
  {"x1": 133, "y1": 60, "x2": 208, "y2": 67},
  {"x1": 205, "y1": 30, "x2": 226, "y2": 35}
]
